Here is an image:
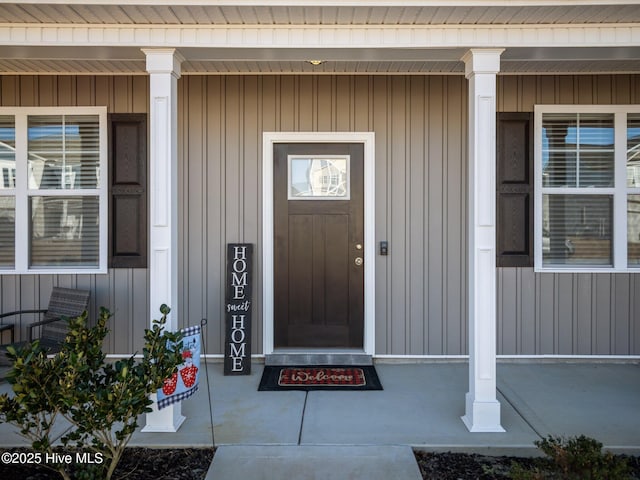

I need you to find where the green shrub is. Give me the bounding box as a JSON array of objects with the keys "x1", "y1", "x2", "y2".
[
  {"x1": 537, "y1": 435, "x2": 629, "y2": 480},
  {"x1": 0, "y1": 305, "x2": 183, "y2": 480},
  {"x1": 510, "y1": 435, "x2": 630, "y2": 480}
]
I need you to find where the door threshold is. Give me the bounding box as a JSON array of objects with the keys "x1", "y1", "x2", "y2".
[{"x1": 266, "y1": 350, "x2": 372, "y2": 366}]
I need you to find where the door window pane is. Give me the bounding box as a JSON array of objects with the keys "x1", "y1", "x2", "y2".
[
  {"x1": 288, "y1": 156, "x2": 349, "y2": 199},
  {"x1": 29, "y1": 196, "x2": 99, "y2": 268},
  {"x1": 542, "y1": 194, "x2": 613, "y2": 266},
  {"x1": 28, "y1": 115, "x2": 100, "y2": 189}
]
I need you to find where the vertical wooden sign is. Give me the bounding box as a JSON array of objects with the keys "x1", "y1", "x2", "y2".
[{"x1": 224, "y1": 244, "x2": 253, "y2": 375}]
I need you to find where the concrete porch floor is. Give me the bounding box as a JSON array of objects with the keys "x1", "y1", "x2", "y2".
[{"x1": 1, "y1": 361, "x2": 639, "y2": 479}]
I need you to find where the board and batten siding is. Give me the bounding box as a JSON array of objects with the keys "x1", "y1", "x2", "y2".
[
  {"x1": 179, "y1": 73, "x2": 640, "y2": 357},
  {"x1": 497, "y1": 74, "x2": 640, "y2": 355},
  {"x1": 1, "y1": 74, "x2": 638, "y2": 356},
  {"x1": 177, "y1": 75, "x2": 470, "y2": 356},
  {"x1": 0, "y1": 75, "x2": 150, "y2": 355}
]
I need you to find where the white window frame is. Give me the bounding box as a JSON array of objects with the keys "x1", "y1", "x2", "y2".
[
  {"x1": 0, "y1": 106, "x2": 108, "y2": 275},
  {"x1": 534, "y1": 104, "x2": 640, "y2": 273}
]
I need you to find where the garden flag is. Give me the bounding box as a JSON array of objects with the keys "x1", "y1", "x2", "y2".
[{"x1": 157, "y1": 325, "x2": 201, "y2": 410}]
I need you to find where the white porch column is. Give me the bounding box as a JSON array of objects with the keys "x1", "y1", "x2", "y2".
[
  {"x1": 461, "y1": 49, "x2": 505, "y2": 433},
  {"x1": 142, "y1": 48, "x2": 185, "y2": 433}
]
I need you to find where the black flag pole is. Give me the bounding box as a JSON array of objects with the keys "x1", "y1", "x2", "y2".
[{"x1": 200, "y1": 318, "x2": 215, "y2": 447}]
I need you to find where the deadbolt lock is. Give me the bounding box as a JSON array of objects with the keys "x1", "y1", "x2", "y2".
[
  {"x1": 355, "y1": 257, "x2": 364, "y2": 266},
  {"x1": 355, "y1": 243, "x2": 363, "y2": 250}
]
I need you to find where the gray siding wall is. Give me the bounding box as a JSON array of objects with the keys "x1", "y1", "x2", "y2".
[
  {"x1": 1, "y1": 73, "x2": 639, "y2": 356},
  {"x1": 177, "y1": 75, "x2": 469, "y2": 356},
  {"x1": 497, "y1": 75, "x2": 640, "y2": 355},
  {"x1": 0, "y1": 75, "x2": 150, "y2": 354},
  {"x1": 498, "y1": 269, "x2": 640, "y2": 355}
]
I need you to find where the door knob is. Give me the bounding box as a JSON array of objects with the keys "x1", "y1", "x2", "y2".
[{"x1": 354, "y1": 257, "x2": 363, "y2": 266}]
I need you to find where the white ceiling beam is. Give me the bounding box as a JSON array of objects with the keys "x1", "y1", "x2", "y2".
[{"x1": 1, "y1": 23, "x2": 639, "y2": 49}]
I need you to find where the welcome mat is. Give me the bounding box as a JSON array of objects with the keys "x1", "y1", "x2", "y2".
[{"x1": 258, "y1": 365, "x2": 383, "y2": 391}]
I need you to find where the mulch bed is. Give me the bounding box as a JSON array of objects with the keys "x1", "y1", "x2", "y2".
[
  {"x1": 414, "y1": 450, "x2": 640, "y2": 479},
  {"x1": 0, "y1": 447, "x2": 215, "y2": 480}
]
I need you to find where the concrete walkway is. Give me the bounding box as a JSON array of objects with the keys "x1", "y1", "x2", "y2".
[
  {"x1": 209, "y1": 445, "x2": 423, "y2": 480},
  {"x1": 1, "y1": 361, "x2": 639, "y2": 479}
]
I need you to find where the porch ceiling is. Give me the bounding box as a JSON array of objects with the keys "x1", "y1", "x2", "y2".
[
  {"x1": 1, "y1": 1, "x2": 640, "y2": 26},
  {"x1": 0, "y1": 1, "x2": 639, "y2": 75},
  {"x1": 1, "y1": 45, "x2": 639, "y2": 75}
]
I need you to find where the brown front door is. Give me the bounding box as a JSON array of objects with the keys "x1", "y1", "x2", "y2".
[{"x1": 274, "y1": 143, "x2": 364, "y2": 348}]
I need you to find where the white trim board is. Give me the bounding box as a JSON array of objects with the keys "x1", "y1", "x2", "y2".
[
  {"x1": 2, "y1": 24, "x2": 639, "y2": 50},
  {"x1": 105, "y1": 354, "x2": 640, "y2": 362},
  {"x1": 374, "y1": 355, "x2": 640, "y2": 363},
  {"x1": 262, "y1": 132, "x2": 376, "y2": 357}
]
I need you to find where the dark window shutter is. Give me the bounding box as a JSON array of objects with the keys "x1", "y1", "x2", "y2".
[
  {"x1": 496, "y1": 112, "x2": 534, "y2": 268},
  {"x1": 108, "y1": 114, "x2": 147, "y2": 268}
]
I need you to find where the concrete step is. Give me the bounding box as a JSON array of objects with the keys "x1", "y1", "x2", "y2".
[
  {"x1": 206, "y1": 445, "x2": 422, "y2": 480},
  {"x1": 265, "y1": 353, "x2": 373, "y2": 366}
]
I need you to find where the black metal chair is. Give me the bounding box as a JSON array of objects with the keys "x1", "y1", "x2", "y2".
[{"x1": 0, "y1": 287, "x2": 91, "y2": 354}]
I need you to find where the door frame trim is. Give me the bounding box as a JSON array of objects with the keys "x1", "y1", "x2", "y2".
[{"x1": 262, "y1": 132, "x2": 376, "y2": 356}]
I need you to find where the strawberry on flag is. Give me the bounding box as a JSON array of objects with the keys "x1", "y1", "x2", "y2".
[{"x1": 157, "y1": 325, "x2": 201, "y2": 409}]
